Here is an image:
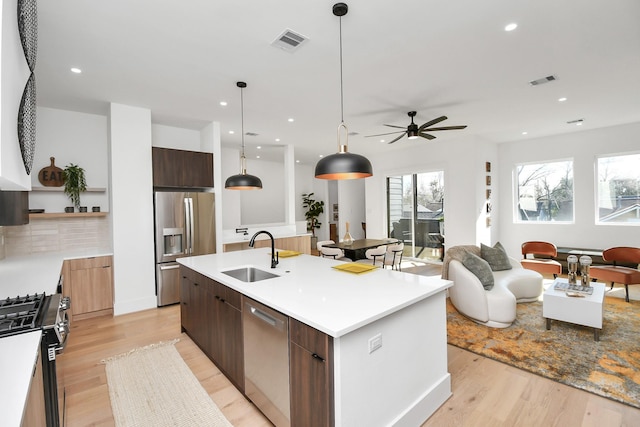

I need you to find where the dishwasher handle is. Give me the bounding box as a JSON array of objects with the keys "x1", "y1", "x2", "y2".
[{"x1": 248, "y1": 304, "x2": 286, "y2": 331}]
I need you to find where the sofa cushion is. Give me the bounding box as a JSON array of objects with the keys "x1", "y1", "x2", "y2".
[
  {"x1": 461, "y1": 252, "x2": 494, "y2": 290},
  {"x1": 481, "y1": 242, "x2": 513, "y2": 271}
]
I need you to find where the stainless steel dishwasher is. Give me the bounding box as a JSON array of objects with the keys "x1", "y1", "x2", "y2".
[{"x1": 243, "y1": 297, "x2": 290, "y2": 427}]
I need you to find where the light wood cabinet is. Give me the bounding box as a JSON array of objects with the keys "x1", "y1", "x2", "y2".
[
  {"x1": 289, "y1": 318, "x2": 334, "y2": 427},
  {"x1": 21, "y1": 345, "x2": 46, "y2": 427},
  {"x1": 63, "y1": 256, "x2": 113, "y2": 321},
  {"x1": 223, "y1": 234, "x2": 311, "y2": 254}
]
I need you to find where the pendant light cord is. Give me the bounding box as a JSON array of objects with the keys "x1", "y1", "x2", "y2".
[
  {"x1": 240, "y1": 86, "x2": 245, "y2": 157},
  {"x1": 339, "y1": 14, "x2": 344, "y2": 124}
]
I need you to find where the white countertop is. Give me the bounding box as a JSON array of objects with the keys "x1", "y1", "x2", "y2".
[
  {"x1": 178, "y1": 247, "x2": 451, "y2": 337},
  {"x1": 0, "y1": 249, "x2": 112, "y2": 297},
  {"x1": 0, "y1": 330, "x2": 42, "y2": 427}
]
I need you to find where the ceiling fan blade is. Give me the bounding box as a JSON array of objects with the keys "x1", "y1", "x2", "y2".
[
  {"x1": 418, "y1": 116, "x2": 447, "y2": 131},
  {"x1": 365, "y1": 130, "x2": 406, "y2": 138},
  {"x1": 418, "y1": 132, "x2": 437, "y2": 140},
  {"x1": 421, "y1": 125, "x2": 467, "y2": 132},
  {"x1": 388, "y1": 133, "x2": 407, "y2": 144},
  {"x1": 383, "y1": 124, "x2": 407, "y2": 129}
]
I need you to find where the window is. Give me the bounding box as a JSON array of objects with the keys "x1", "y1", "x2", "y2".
[
  {"x1": 387, "y1": 171, "x2": 444, "y2": 261},
  {"x1": 597, "y1": 153, "x2": 640, "y2": 224},
  {"x1": 515, "y1": 160, "x2": 574, "y2": 222}
]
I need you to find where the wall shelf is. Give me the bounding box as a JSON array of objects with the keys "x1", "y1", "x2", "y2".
[
  {"x1": 29, "y1": 212, "x2": 108, "y2": 219},
  {"x1": 31, "y1": 186, "x2": 107, "y2": 192}
]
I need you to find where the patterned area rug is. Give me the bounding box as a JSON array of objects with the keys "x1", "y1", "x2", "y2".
[
  {"x1": 103, "y1": 340, "x2": 233, "y2": 427},
  {"x1": 446, "y1": 295, "x2": 640, "y2": 409}
]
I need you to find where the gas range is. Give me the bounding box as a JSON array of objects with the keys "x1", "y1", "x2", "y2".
[{"x1": 1, "y1": 292, "x2": 71, "y2": 427}]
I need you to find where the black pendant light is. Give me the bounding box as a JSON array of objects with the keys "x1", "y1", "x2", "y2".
[
  {"x1": 225, "y1": 81, "x2": 263, "y2": 190},
  {"x1": 315, "y1": 3, "x2": 373, "y2": 180}
]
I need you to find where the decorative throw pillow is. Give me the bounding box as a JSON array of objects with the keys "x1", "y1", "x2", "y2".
[
  {"x1": 481, "y1": 242, "x2": 513, "y2": 271},
  {"x1": 461, "y1": 252, "x2": 494, "y2": 290}
]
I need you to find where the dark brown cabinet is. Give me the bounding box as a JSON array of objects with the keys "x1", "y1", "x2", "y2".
[
  {"x1": 289, "y1": 318, "x2": 334, "y2": 427},
  {"x1": 180, "y1": 267, "x2": 244, "y2": 391},
  {"x1": 152, "y1": 147, "x2": 213, "y2": 188}
]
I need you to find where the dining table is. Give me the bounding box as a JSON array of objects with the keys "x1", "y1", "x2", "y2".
[{"x1": 324, "y1": 238, "x2": 399, "y2": 261}]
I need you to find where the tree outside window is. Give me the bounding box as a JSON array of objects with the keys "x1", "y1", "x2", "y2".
[
  {"x1": 597, "y1": 153, "x2": 640, "y2": 224},
  {"x1": 516, "y1": 160, "x2": 574, "y2": 222}
]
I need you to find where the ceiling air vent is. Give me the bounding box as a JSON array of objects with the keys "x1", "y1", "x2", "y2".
[
  {"x1": 529, "y1": 75, "x2": 557, "y2": 86},
  {"x1": 272, "y1": 29, "x2": 309, "y2": 52},
  {"x1": 245, "y1": 132, "x2": 259, "y2": 137},
  {"x1": 566, "y1": 118, "x2": 584, "y2": 125}
]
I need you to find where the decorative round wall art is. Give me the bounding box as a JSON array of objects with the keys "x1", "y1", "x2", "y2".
[
  {"x1": 18, "y1": 73, "x2": 37, "y2": 174},
  {"x1": 18, "y1": 0, "x2": 38, "y2": 71}
]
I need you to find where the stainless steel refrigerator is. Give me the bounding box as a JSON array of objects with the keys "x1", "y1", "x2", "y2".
[{"x1": 154, "y1": 190, "x2": 216, "y2": 306}]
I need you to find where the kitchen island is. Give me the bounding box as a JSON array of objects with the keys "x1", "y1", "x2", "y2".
[{"x1": 178, "y1": 247, "x2": 452, "y2": 426}]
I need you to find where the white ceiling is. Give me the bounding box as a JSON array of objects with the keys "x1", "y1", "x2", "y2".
[{"x1": 36, "y1": 0, "x2": 640, "y2": 165}]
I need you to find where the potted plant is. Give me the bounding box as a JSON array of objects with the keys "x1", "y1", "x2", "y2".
[
  {"x1": 63, "y1": 163, "x2": 87, "y2": 211},
  {"x1": 302, "y1": 193, "x2": 324, "y2": 246}
]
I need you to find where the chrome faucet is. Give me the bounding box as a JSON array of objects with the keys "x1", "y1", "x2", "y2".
[{"x1": 249, "y1": 230, "x2": 279, "y2": 268}]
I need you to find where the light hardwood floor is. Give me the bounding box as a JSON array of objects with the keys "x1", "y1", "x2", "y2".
[{"x1": 60, "y1": 304, "x2": 640, "y2": 427}]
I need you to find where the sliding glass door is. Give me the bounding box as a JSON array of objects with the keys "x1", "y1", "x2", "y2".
[{"x1": 387, "y1": 171, "x2": 444, "y2": 261}]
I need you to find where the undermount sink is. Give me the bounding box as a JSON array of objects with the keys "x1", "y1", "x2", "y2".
[{"x1": 222, "y1": 267, "x2": 280, "y2": 283}]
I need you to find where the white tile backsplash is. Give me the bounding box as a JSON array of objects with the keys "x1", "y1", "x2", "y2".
[{"x1": 3, "y1": 216, "x2": 111, "y2": 256}]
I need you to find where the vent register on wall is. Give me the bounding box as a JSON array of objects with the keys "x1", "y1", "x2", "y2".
[{"x1": 152, "y1": 147, "x2": 216, "y2": 307}]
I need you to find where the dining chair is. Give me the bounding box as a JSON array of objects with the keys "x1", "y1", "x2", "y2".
[
  {"x1": 317, "y1": 240, "x2": 335, "y2": 252},
  {"x1": 384, "y1": 242, "x2": 404, "y2": 271},
  {"x1": 589, "y1": 246, "x2": 640, "y2": 302},
  {"x1": 521, "y1": 241, "x2": 562, "y2": 278},
  {"x1": 355, "y1": 246, "x2": 386, "y2": 267},
  {"x1": 320, "y1": 246, "x2": 352, "y2": 262}
]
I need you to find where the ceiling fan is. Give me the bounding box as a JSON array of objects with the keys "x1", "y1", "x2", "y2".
[{"x1": 366, "y1": 111, "x2": 467, "y2": 144}]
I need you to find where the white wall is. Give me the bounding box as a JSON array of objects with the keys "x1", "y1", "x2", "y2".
[
  {"x1": 30, "y1": 107, "x2": 109, "y2": 213},
  {"x1": 338, "y1": 179, "x2": 365, "y2": 240},
  {"x1": 365, "y1": 136, "x2": 496, "y2": 251},
  {"x1": 240, "y1": 157, "x2": 285, "y2": 224},
  {"x1": 108, "y1": 103, "x2": 156, "y2": 315},
  {"x1": 497, "y1": 121, "x2": 640, "y2": 259},
  {"x1": 0, "y1": 0, "x2": 32, "y2": 190},
  {"x1": 151, "y1": 124, "x2": 201, "y2": 150}
]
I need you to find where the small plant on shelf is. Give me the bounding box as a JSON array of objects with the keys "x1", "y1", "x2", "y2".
[
  {"x1": 302, "y1": 193, "x2": 324, "y2": 237},
  {"x1": 63, "y1": 163, "x2": 87, "y2": 210}
]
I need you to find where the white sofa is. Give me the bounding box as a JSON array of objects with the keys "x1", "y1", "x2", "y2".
[{"x1": 447, "y1": 255, "x2": 543, "y2": 328}]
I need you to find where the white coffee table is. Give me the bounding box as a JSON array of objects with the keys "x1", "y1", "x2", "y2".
[{"x1": 543, "y1": 278, "x2": 605, "y2": 341}]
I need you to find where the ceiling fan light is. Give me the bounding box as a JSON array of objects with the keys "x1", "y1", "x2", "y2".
[{"x1": 407, "y1": 129, "x2": 419, "y2": 139}]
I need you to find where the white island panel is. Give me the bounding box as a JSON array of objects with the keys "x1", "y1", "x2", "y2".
[{"x1": 334, "y1": 291, "x2": 450, "y2": 426}]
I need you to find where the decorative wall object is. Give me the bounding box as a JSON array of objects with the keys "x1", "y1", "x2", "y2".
[
  {"x1": 38, "y1": 157, "x2": 64, "y2": 187},
  {"x1": 485, "y1": 162, "x2": 491, "y2": 173},
  {"x1": 485, "y1": 161, "x2": 492, "y2": 227},
  {"x1": 17, "y1": 0, "x2": 38, "y2": 175}
]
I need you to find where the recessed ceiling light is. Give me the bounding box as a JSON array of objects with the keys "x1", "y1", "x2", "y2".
[
  {"x1": 257, "y1": 146, "x2": 261, "y2": 149},
  {"x1": 558, "y1": 97, "x2": 567, "y2": 102},
  {"x1": 219, "y1": 101, "x2": 227, "y2": 106},
  {"x1": 576, "y1": 122, "x2": 583, "y2": 126},
  {"x1": 228, "y1": 130, "x2": 234, "y2": 134},
  {"x1": 70, "y1": 67, "x2": 82, "y2": 74},
  {"x1": 319, "y1": 154, "x2": 324, "y2": 158},
  {"x1": 256, "y1": 155, "x2": 261, "y2": 159},
  {"x1": 296, "y1": 160, "x2": 300, "y2": 163},
  {"x1": 380, "y1": 139, "x2": 385, "y2": 143},
  {"x1": 522, "y1": 131, "x2": 528, "y2": 135},
  {"x1": 288, "y1": 118, "x2": 294, "y2": 122},
  {"x1": 505, "y1": 23, "x2": 518, "y2": 32},
  {"x1": 275, "y1": 138, "x2": 280, "y2": 142}
]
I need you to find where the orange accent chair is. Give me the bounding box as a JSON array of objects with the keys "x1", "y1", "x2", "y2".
[
  {"x1": 521, "y1": 241, "x2": 562, "y2": 278},
  {"x1": 589, "y1": 247, "x2": 640, "y2": 302}
]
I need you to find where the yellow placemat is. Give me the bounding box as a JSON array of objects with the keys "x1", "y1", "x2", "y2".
[
  {"x1": 332, "y1": 262, "x2": 378, "y2": 274},
  {"x1": 271, "y1": 250, "x2": 301, "y2": 258}
]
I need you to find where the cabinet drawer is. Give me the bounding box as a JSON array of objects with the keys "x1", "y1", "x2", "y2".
[
  {"x1": 290, "y1": 318, "x2": 331, "y2": 357},
  {"x1": 68, "y1": 256, "x2": 111, "y2": 270}
]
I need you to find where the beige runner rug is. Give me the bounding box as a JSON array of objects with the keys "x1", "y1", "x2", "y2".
[{"x1": 103, "y1": 339, "x2": 233, "y2": 427}]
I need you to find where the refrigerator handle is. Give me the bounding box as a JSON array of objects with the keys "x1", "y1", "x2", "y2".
[
  {"x1": 186, "y1": 197, "x2": 195, "y2": 255},
  {"x1": 184, "y1": 198, "x2": 191, "y2": 255}
]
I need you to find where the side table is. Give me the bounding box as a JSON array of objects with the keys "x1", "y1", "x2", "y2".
[{"x1": 542, "y1": 279, "x2": 605, "y2": 341}]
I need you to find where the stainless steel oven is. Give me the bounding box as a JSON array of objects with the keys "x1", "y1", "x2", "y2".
[{"x1": 0, "y1": 293, "x2": 70, "y2": 426}]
